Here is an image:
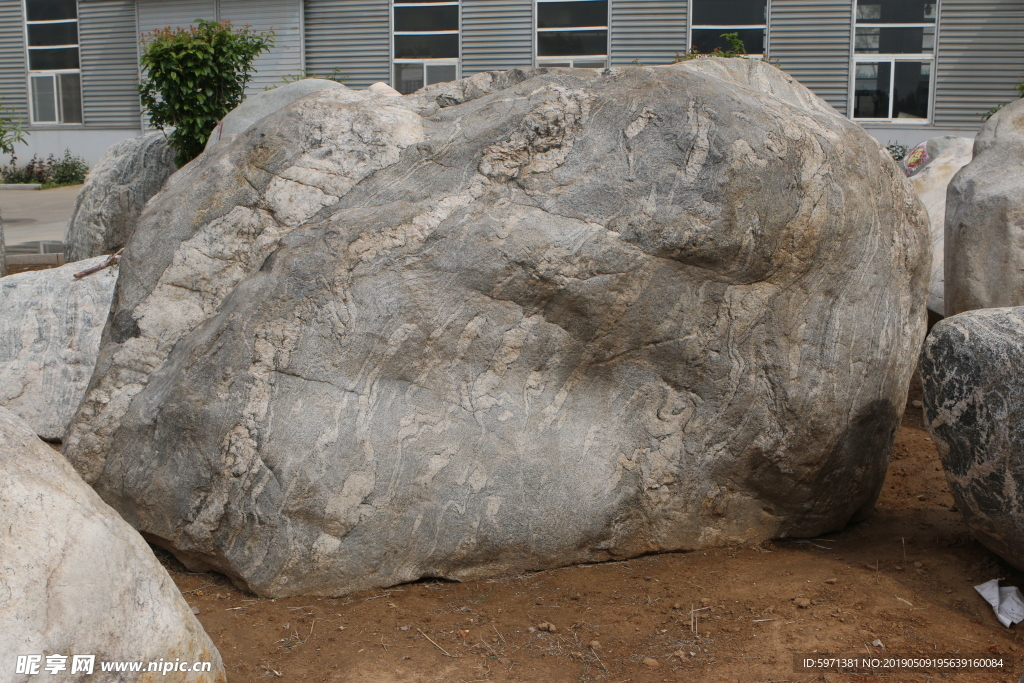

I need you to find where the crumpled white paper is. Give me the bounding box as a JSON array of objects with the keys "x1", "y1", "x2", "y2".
[{"x1": 974, "y1": 579, "x2": 1024, "y2": 627}]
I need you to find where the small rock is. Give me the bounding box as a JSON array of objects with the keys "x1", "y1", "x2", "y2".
[
  {"x1": 794, "y1": 597, "x2": 811, "y2": 608},
  {"x1": 825, "y1": 578, "x2": 838, "y2": 584},
  {"x1": 912, "y1": 399, "x2": 923, "y2": 408},
  {"x1": 642, "y1": 657, "x2": 659, "y2": 668},
  {"x1": 895, "y1": 565, "x2": 904, "y2": 571},
  {"x1": 673, "y1": 602, "x2": 682, "y2": 609},
  {"x1": 872, "y1": 639, "x2": 884, "y2": 648},
  {"x1": 914, "y1": 561, "x2": 923, "y2": 568},
  {"x1": 672, "y1": 650, "x2": 685, "y2": 660},
  {"x1": 527, "y1": 626, "x2": 537, "y2": 633},
  {"x1": 537, "y1": 622, "x2": 558, "y2": 632},
  {"x1": 918, "y1": 495, "x2": 927, "y2": 501},
  {"x1": 589, "y1": 640, "x2": 601, "y2": 650},
  {"x1": 190, "y1": 606, "x2": 200, "y2": 614}
]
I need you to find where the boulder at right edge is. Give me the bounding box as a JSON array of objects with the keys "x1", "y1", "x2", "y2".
[
  {"x1": 945, "y1": 98, "x2": 1024, "y2": 316},
  {"x1": 64, "y1": 132, "x2": 177, "y2": 263},
  {"x1": 0, "y1": 407, "x2": 225, "y2": 683},
  {"x1": 921, "y1": 306, "x2": 1024, "y2": 571}
]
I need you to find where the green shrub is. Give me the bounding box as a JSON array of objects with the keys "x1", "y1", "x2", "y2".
[
  {"x1": 982, "y1": 80, "x2": 1024, "y2": 121},
  {"x1": 1, "y1": 149, "x2": 88, "y2": 187},
  {"x1": 139, "y1": 19, "x2": 273, "y2": 167},
  {"x1": 673, "y1": 32, "x2": 780, "y2": 67},
  {"x1": 0, "y1": 98, "x2": 26, "y2": 160}
]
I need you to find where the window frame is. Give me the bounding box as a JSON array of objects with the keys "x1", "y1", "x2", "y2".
[
  {"x1": 22, "y1": 0, "x2": 83, "y2": 126},
  {"x1": 687, "y1": 0, "x2": 771, "y2": 59},
  {"x1": 391, "y1": 0, "x2": 461, "y2": 94},
  {"x1": 848, "y1": 0, "x2": 940, "y2": 124},
  {"x1": 534, "y1": 0, "x2": 610, "y2": 69}
]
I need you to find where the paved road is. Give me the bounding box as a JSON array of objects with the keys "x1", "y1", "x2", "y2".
[{"x1": 1, "y1": 185, "x2": 81, "y2": 253}]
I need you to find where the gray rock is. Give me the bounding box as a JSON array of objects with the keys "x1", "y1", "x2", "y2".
[
  {"x1": 0, "y1": 407, "x2": 226, "y2": 683},
  {"x1": 64, "y1": 60, "x2": 930, "y2": 598},
  {"x1": 908, "y1": 137, "x2": 973, "y2": 316},
  {"x1": 921, "y1": 306, "x2": 1024, "y2": 571},
  {"x1": 0, "y1": 256, "x2": 116, "y2": 440},
  {"x1": 203, "y1": 78, "x2": 352, "y2": 152},
  {"x1": 64, "y1": 132, "x2": 177, "y2": 263},
  {"x1": 945, "y1": 98, "x2": 1024, "y2": 316}
]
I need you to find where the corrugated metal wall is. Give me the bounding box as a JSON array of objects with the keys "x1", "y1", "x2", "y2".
[
  {"x1": 462, "y1": 0, "x2": 532, "y2": 74},
  {"x1": 0, "y1": 0, "x2": 27, "y2": 120},
  {"x1": 609, "y1": 0, "x2": 687, "y2": 67},
  {"x1": 304, "y1": 0, "x2": 389, "y2": 88},
  {"x1": 768, "y1": 0, "x2": 852, "y2": 115},
  {"x1": 137, "y1": 0, "x2": 216, "y2": 35},
  {"x1": 935, "y1": 0, "x2": 1024, "y2": 127},
  {"x1": 220, "y1": 0, "x2": 303, "y2": 90},
  {"x1": 79, "y1": 0, "x2": 140, "y2": 128}
]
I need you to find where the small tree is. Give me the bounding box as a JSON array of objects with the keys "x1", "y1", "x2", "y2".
[
  {"x1": 0, "y1": 98, "x2": 27, "y2": 161},
  {"x1": 139, "y1": 19, "x2": 273, "y2": 167}
]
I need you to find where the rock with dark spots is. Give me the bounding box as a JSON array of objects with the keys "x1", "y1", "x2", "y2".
[
  {"x1": 945, "y1": 98, "x2": 1024, "y2": 316},
  {"x1": 0, "y1": 407, "x2": 226, "y2": 683},
  {"x1": 63, "y1": 60, "x2": 929, "y2": 597},
  {"x1": 0, "y1": 256, "x2": 116, "y2": 440},
  {"x1": 64, "y1": 132, "x2": 177, "y2": 262},
  {"x1": 203, "y1": 78, "x2": 352, "y2": 153},
  {"x1": 907, "y1": 137, "x2": 973, "y2": 316},
  {"x1": 921, "y1": 306, "x2": 1024, "y2": 571}
]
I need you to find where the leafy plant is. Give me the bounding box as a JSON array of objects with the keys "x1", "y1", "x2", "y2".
[
  {"x1": 139, "y1": 19, "x2": 274, "y2": 167},
  {"x1": 0, "y1": 98, "x2": 27, "y2": 160},
  {"x1": 886, "y1": 143, "x2": 908, "y2": 162},
  {"x1": 674, "y1": 32, "x2": 779, "y2": 66},
  {"x1": 982, "y1": 79, "x2": 1024, "y2": 121},
  {"x1": 1, "y1": 149, "x2": 88, "y2": 187}
]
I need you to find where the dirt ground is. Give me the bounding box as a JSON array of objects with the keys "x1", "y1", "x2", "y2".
[{"x1": 149, "y1": 372, "x2": 1024, "y2": 683}]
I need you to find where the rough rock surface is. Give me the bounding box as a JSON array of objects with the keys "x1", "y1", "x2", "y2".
[
  {"x1": 908, "y1": 137, "x2": 973, "y2": 316},
  {"x1": 64, "y1": 61, "x2": 930, "y2": 597},
  {"x1": 921, "y1": 306, "x2": 1024, "y2": 572},
  {"x1": 0, "y1": 256, "x2": 116, "y2": 440},
  {"x1": 64, "y1": 133, "x2": 177, "y2": 262},
  {"x1": 945, "y1": 98, "x2": 1024, "y2": 316},
  {"x1": 203, "y1": 78, "x2": 350, "y2": 152},
  {"x1": 0, "y1": 407, "x2": 226, "y2": 683}
]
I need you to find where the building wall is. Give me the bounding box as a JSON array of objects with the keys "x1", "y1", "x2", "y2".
[
  {"x1": 609, "y1": 0, "x2": 687, "y2": 67},
  {"x1": 304, "y1": 0, "x2": 390, "y2": 88},
  {"x1": 80, "y1": 0, "x2": 141, "y2": 129},
  {"x1": 462, "y1": 0, "x2": 533, "y2": 75}
]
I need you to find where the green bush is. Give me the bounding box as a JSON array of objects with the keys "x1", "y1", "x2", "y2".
[
  {"x1": 0, "y1": 97, "x2": 26, "y2": 160},
  {"x1": 673, "y1": 32, "x2": 780, "y2": 67},
  {"x1": 139, "y1": 19, "x2": 273, "y2": 167},
  {"x1": 982, "y1": 80, "x2": 1024, "y2": 121},
  {"x1": 1, "y1": 149, "x2": 88, "y2": 187}
]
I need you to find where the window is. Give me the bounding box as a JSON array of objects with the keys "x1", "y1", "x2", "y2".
[
  {"x1": 852, "y1": 0, "x2": 936, "y2": 121},
  {"x1": 690, "y1": 0, "x2": 767, "y2": 56},
  {"x1": 24, "y1": 0, "x2": 82, "y2": 124},
  {"x1": 393, "y1": 0, "x2": 459, "y2": 95},
  {"x1": 536, "y1": 0, "x2": 608, "y2": 68}
]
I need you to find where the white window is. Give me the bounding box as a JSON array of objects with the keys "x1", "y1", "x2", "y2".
[
  {"x1": 689, "y1": 0, "x2": 768, "y2": 57},
  {"x1": 851, "y1": 0, "x2": 936, "y2": 121},
  {"x1": 392, "y1": 0, "x2": 460, "y2": 95},
  {"x1": 535, "y1": 0, "x2": 608, "y2": 68},
  {"x1": 24, "y1": 0, "x2": 82, "y2": 124}
]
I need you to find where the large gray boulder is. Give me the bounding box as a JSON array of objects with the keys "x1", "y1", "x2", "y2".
[
  {"x1": 945, "y1": 98, "x2": 1024, "y2": 316},
  {"x1": 1, "y1": 207, "x2": 6, "y2": 277},
  {"x1": 0, "y1": 256, "x2": 116, "y2": 440},
  {"x1": 908, "y1": 137, "x2": 973, "y2": 316},
  {"x1": 0, "y1": 407, "x2": 225, "y2": 683},
  {"x1": 203, "y1": 78, "x2": 351, "y2": 152},
  {"x1": 64, "y1": 61, "x2": 930, "y2": 598},
  {"x1": 64, "y1": 132, "x2": 177, "y2": 263},
  {"x1": 921, "y1": 307, "x2": 1024, "y2": 571}
]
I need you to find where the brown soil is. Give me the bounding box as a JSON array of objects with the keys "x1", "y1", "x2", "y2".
[{"x1": 150, "y1": 374, "x2": 1024, "y2": 682}]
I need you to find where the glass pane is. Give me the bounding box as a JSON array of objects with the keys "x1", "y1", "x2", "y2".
[
  {"x1": 893, "y1": 61, "x2": 930, "y2": 119},
  {"x1": 573, "y1": 60, "x2": 607, "y2": 68},
  {"x1": 394, "y1": 33, "x2": 458, "y2": 59},
  {"x1": 691, "y1": 28, "x2": 764, "y2": 55},
  {"x1": 856, "y1": 0, "x2": 936, "y2": 23},
  {"x1": 394, "y1": 5, "x2": 458, "y2": 32},
  {"x1": 27, "y1": 21, "x2": 78, "y2": 47},
  {"x1": 854, "y1": 62, "x2": 892, "y2": 118},
  {"x1": 537, "y1": 1, "x2": 608, "y2": 29},
  {"x1": 394, "y1": 0, "x2": 456, "y2": 3},
  {"x1": 395, "y1": 63, "x2": 424, "y2": 94},
  {"x1": 28, "y1": 47, "x2": 79, "y2": 70},
  {"x1": 538, "y1": 61, "x2": 572, "y2": 67},
  {"x1": 25, "y1": 0, "x2": 77, "y2": 22},
  {"x1": 537, "y1": 30, "x2": 607, "y2": 57},
  {"x1": 31, "y1": 75, "x2": 56, "y2": 122},
  {"x1": 58, "y1": 72, "x2": 82, "y2": 123},
  {"x1": 692, "y1": 0, "x2": 765, "y2": 25},
  {"x1": 425, "y1": 63, "x2": 457, "y2": 85},
  {"x1": 856, "y1": 26, "x2": 933, "y2": 53}
]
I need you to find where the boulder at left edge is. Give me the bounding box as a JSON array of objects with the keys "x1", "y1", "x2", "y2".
[
  {"x1": 0, "y1": 256, "x2": 116, "y2": 441},
  {"x1": 922, "y1": 306, "x2": 1024, "y2": 571},
  {"x1": 0, "y1": 407, "x2": 226, "y2": 683}
]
